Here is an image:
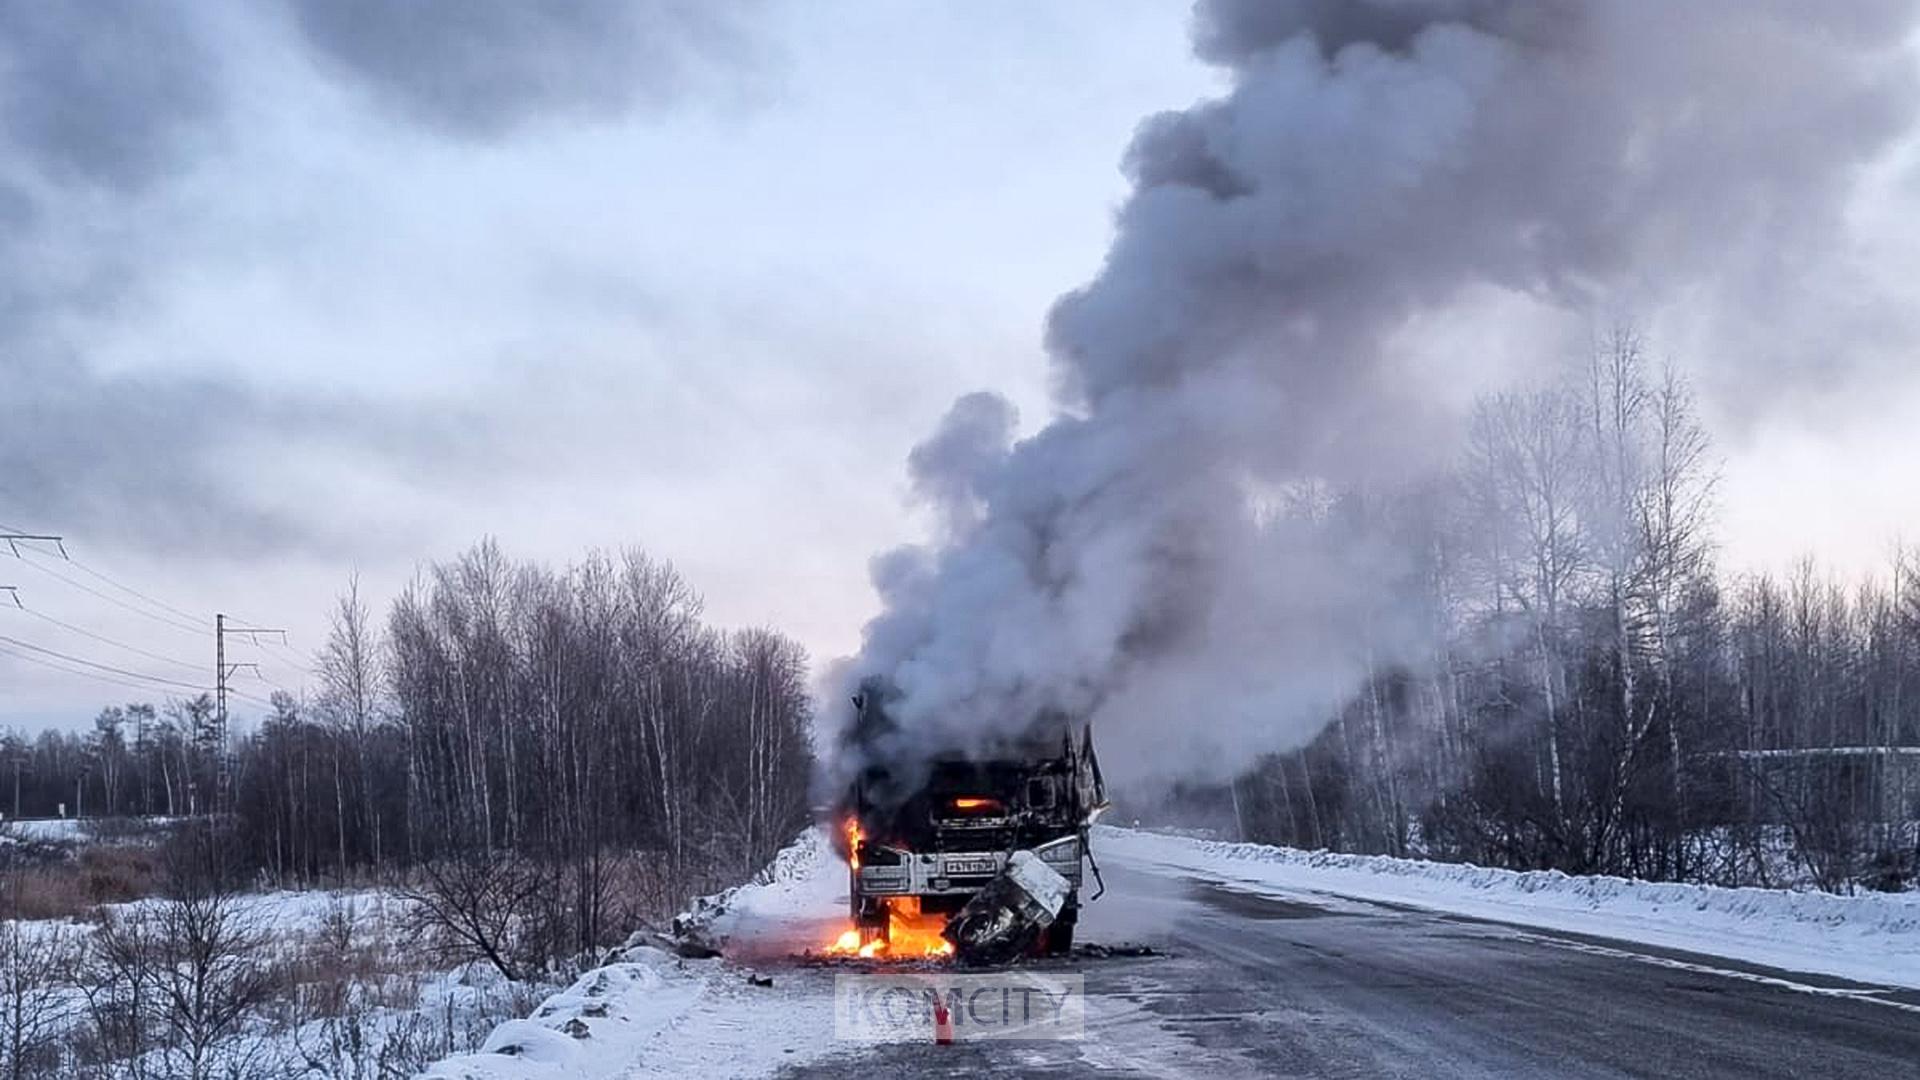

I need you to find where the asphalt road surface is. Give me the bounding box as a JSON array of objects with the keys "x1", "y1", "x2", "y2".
[{"x1": 773, "y1": 843, "x2": 1920, "y2": 1079}]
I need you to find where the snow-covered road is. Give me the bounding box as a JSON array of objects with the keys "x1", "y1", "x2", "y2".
[{"x1": 427, "y1": 828, "x2": 1920, "y2": 1079}]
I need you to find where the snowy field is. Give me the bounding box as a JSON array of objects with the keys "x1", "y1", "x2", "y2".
[
  {"x1": 3, "y1": 883, "x2": 547, "y2": 1076},
  {"x1": 421, "y1": 825, "x2": 1920, "y2": 1077}
]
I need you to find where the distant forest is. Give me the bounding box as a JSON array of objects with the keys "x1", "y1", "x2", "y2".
[
  {"x1": 1227, "y1": 332, "x2": 1918, "y2": 894},
  {"x1": 2, "y1": 544, "x2": 815, "y2": 911}
]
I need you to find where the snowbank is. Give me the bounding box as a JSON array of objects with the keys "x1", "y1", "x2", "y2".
[
  {"x1": 1096, "y1": 826, "x2": 1920, "y2": 989},
  {"x1": 686, "y1": 826, "x2": 840, "y2": 933},
  {"x1": 703, "y1": 826, "x2": 849, "y2": 959},
  {"x1": 0, "y1": 818, "x2": 86, "y2": 843},
  {"x1": 423, "y1": 828, "x2": 847, "y2": 1080},
  {"x1": 421, "y1": 955, "x2": 709, "y2": 1080}
]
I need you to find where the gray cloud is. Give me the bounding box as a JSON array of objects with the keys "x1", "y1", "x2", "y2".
[
  {"x1": 280, "y1": 0, "x2": 766, "y2": 137},
  {"x1": 0, "y1": 2, "x2": 224, "y2": 192},
  {"x1": 0, "y1": 1, "x2": 772, "y2": 558},
  {"x1": 839, "y1": 0, "x2": 1920, "y2": 791},
  {"x1": 0, "y1": 354, "x2": 284, "y2": 550},
  {"x1": 0, "y1": 353, "x2": 501, "y2": 556}
]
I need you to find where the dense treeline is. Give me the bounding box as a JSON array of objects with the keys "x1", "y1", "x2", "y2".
[
  {"x1": 2, "y1": 544, "x2": 815, "y2": 909},
  {"x1": 1232, "y1": 332, "x2": 1919, "y2": 893}
]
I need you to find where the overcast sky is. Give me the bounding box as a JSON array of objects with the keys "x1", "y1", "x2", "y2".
[{"x1": 4, "y1": 1, "x2": 1919, "y2": 732}]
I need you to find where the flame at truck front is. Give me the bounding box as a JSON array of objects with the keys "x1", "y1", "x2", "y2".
[
  {"x1": 826, "y1": 680, "x2": 1108, "y2": 962},
  {"x1": 825, "y1": 896, "x2": 955, "y2": 959}
]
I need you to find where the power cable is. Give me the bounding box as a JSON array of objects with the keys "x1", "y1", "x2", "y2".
[
  {"x1": 0, "y1": 639, "x2": 212, "y2": 697},
  {"x1": 60, "y1": 553, "x2": 207, "y2": 626},
  {"x1": 6, "y1": 605, "x2": 205, "y2": 675},
  {"x1": 0, "y1": 634, "x2": 211, "y2": 692},
  {"x1": 0, "y1": 523, "x2": 209, "y2": 629},
  {"x1": 9, "y1": 552, "x2": 207, "y2": 637}
]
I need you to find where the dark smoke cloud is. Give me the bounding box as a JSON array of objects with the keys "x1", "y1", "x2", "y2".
[
  {"x1": 280, "y1": 0, "x2": 766, "y2": 137},
  {"x1": 838, "y1": 0, "x2": 1920, "y2": 790}
]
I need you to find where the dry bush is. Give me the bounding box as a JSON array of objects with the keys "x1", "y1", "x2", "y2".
[
  {"x1": 67, "y1": 823, "x2": 287, "y2": 1078},
  {"x1": 282, "y1": 895, "x2": 551, "y2": 1080},
  {"x1": 77, "y1": 845, "x2": 161, "y2": 904},
  {"x1": 0, "y1": 869, "x2": 92, "y2": 923},
  {"x1": 277, "y1": 896, "x2": 431, "y2": 1022},
  {"x1": 0, "y1": 840, "x2": 165, "y2": 922},
  {"x1": 397, "y1": 847, "x2": 688, "y2": 985}
]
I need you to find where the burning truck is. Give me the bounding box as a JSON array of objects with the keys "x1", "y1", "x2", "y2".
[{"x1": 831, "y1": 683, "x2": 1108, "y2": 963}]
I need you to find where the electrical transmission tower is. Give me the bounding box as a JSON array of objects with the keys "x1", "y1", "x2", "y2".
[
  {"x1": 1, "y1": 531, "x2": 67, "y2": 558},
  {"x1": 2, "y1": 532, "x2": 64, "y2": 612},
  {"x1": 215, "y1": 613, "x2": 285, "y2": 812}
]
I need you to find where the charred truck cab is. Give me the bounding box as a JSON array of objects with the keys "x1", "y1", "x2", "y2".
[{"x1": 844, "y1": 688, "x2": 1107, "y2": 957}]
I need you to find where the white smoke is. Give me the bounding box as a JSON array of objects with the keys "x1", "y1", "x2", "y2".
[{"x1": 833, "y1": 0, "x2": 1920, "y2": 790}]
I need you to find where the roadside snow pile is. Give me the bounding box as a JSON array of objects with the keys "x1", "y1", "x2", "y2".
[
  {"x1": 704, "y1": 826, "x2": 850, "y2": 959},
  {"x1": 681, "y1": 827, "x2": 836, "y2": 935},
  {"x1": 420, "y1": 951, "x2": 710, "y2": 1080},
  {"x1": 1098, "y1": 826, "x2": 1920, "y2": 989},
  {"x1": 422, "y1": 828, "x2": 846, "y2": 1080}
]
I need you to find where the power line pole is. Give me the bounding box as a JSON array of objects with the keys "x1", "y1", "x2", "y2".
[
  {"x1": 2, "y1": 531, "x2": 65, "y2": 614},
  {"x1": 215, "y1": 613, "x2": 284, "y2": 813}
]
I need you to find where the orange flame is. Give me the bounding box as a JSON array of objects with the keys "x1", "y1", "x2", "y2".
[
  {"x1": 950, "y1": 796, "x2": 999, "y2": 811},
  {"x1": 826, "y1": 896, "x2": 954, "y2": 960},
  {"x1": 843, "y1": 816, "x2": 864, "y2": 870}
]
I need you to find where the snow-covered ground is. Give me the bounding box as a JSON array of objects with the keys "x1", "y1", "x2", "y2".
[
  {"x1": 422, "y1": 830, "x2": 851, "y2": 1079},
  {"x1": 422, "y1": 824, "x2": 1920, "y2": 1078},
  {"x1": 4, "y1": 881, "x2": 545, "y2": 1077},
  {"x1": 1096, "y1": 826, "x2": 1920, "y2": 990},
  {"x1": 0, "y1": 816, "x2": 89, "y2": 842},
  {"x1": 0, "y1": 815, "x2": 187, "y2": 848}
]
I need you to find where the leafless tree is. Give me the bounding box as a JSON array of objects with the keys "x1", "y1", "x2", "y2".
[
  {"x1": 397, "y1": 850, "x2": 550, "y2": 983},
  {"x1": 316, "y1": 575, "x2": 388, "y2": 875},
  {"x1": 0, "y1": 919, "x2": 78, "y2": 1080}
]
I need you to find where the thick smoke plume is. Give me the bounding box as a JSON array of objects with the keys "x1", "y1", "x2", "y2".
[{"x1": 835, "y1": 0, "x2": 1920, "y2": 791}]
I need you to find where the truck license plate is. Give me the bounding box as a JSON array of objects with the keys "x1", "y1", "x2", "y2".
[{"x1": 945, "y1": 857, "x2": 998, "y2": 875}]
